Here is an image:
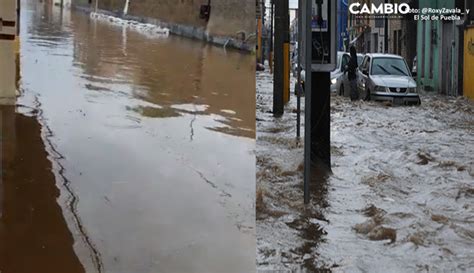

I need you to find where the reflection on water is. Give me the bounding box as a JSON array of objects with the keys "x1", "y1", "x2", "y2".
[
  {"x1": 17, "y1": 1, "x2": 256, "y2": 273},
  {"x1": 71, "y1": 7, "x2": 255, "y2": 138},
  {"x1": 0, "y1": 106, "x2": 85, "y2": 273}
]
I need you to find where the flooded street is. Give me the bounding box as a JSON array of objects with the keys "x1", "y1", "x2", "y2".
[
  {"x1": 256, "y1": 70, "x2": 474, "y2": 272},
  {"x1": 1, "y1": 1, "x2": 255, "y2": 273}
]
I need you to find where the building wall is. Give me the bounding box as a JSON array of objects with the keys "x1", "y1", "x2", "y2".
[
  {"x1": 74, "y1": 0, "x2": 254, "y2": 40},
  {"x1": 417, "y1": 19, "x2": 440, "y2": 92},
  {"x1": 370, "y1": 0, "x2": 385, "y2": 53},
  {"x1": 128, "y1": 0, "x2": 208, "y2": 29},
  {"x1": 417, "y1": 0, "x2": 458, "y2": 94},
  {"x1": 388, "y1": 19, "x2": 401, "y2": 55},
  {"x1": 463, "y1": 26, "x2": 474, "y2": 100},
  {"x1": 348, "y1": 0, "x2": 372, "y2": 53},
  {"x1": 338, "y1": 0, "x2": 348, "y2": 51},
  {"x1": 206, "y1": 0, "x2": 255, "y2": 38}
]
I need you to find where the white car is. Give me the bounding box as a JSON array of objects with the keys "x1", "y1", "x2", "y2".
[
  {"x1": 357, "y1": 53, "x2": 420, "y2": 105},
  {"x1": 332, "y1": 51, "x2": 364, "y2": 96},
  {"x1": 297, "y1": 51, "x2": 363, "y2": 96}
]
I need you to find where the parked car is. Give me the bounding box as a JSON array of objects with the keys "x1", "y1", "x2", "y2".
[
  {"x1": 357, "y1": 53, "x2": 420, "y2": 105},
  {"x1": 332, "y1": 52, "x2": 364, "y2": 96},
  {"x1": 297, "y1": 51, "x2": 364, "y2": 96}
]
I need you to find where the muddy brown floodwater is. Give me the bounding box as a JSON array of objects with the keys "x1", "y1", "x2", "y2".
[{"x1": 1, "y1": 1, "x2": 256, "y2": 273}]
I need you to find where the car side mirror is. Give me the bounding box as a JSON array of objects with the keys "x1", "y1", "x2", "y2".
[
  {"x1": 343, "y1": 65, "x2": 348, "y2": 73},
  {"x1": 362, "y1": 69, "x2": 368, "y2": 76}
]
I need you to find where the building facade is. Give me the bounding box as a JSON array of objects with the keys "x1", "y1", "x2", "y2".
[
  {"x1": 72, "y1": 0, "x2": 255, "y2": 46},
  {"x1": 462, "y1": 0, "x2": 474, "y2": 100},
  {"x1": 338, "y1": 0, "x2": 349, "y2": 51},
  {"x1": 416, "y1": 0, "x2": 464, "y2": 96}
]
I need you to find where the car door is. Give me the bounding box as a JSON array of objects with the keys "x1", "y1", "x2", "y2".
[{"x1": 357, "y1": 56, "x2": 369, "y2": 94}]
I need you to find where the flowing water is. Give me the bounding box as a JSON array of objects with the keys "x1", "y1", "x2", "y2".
[
  {"x1": 256, "y1": 70, "x2": 474, "y2": 272},
  {"x1": 1, "y1": 1, "x2": 256, "y2": 273}
]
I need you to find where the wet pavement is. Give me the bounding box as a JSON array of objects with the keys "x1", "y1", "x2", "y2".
[
  {"x1": 256, "y1": 70, "x2": 474, "y2": 272},
  {"x1": 1, "y1": 1, "x2": 255, "y2": 273}
]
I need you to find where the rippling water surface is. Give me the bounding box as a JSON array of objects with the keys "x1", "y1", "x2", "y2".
[{"x1": 1, "y1": 1, "x2": 256, "y2": 273}]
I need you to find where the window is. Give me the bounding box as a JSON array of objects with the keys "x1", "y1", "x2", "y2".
[
  {"x1": 393, "y1": 30, "x2": 402, "y2": 55},
  {"x1": 341, "y1": 55, "x2": 350, "y2": 70},
  {"x1": 360, "y1": 56, "x2": 368, "y2": 71},
  {"x1": 361, "y1": 56, "x2": 371, "y2": 73},
  {"x1": 370, "y1": 57, "x2": 410, "y2": 76}
]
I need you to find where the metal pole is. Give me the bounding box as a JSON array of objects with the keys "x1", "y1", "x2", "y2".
[
  {"x1": 283, "y1": 0, "x2": 290, "y2": 104},
  {"x1": 273, "y1": 0, "x2": 284, "y2": 117},
  {"x1": 384, "y1": 0, "x2": 388, "y2": 53},
  {"x1": 261, "y1": 0, "x2": 265, "y2": 63},
  {"x1": 269, "y1": 0, "x2": 274, "y2": 73},
  {"x1": 257, "y1": 1, "x2": 263, "y2": 64},
  {"x1": 303, "y1": 0, "x2": 312, "y2": 204},
  {"x1": 296, "y1": 0, "x2": 302, "y2": 139}
]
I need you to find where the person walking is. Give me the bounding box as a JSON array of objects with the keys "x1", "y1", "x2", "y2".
[{"x1": 347, "y1": 46, "x2": 359, "y2": 101}]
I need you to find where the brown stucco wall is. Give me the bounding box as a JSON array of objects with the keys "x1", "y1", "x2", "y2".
[
  {"x1": 97, "y1": 0, "x2": 126, "y2": 13},
  {"x1": 206, "y1": 0, "x2": 255, "y2": 39},
  {"x1": 128, "y1": 0, "x2": 208, "y2": 29},
  {"x1": 74, "y1": 0, "x2": 255, "y2": 50}
]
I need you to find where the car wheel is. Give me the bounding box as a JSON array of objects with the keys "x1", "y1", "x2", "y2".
[{"x1": 339, "y1": 84, "x2": 344, "y2": 96}]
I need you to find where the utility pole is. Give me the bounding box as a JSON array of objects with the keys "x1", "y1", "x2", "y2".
[
  {"x1": 303, "y1": 0, "x2": 336, "y2": 204},
  {"x1": 269, "y1": 0, "x2": 274, "y2": 73},
  {"x1": 296, "y1": 0, "x2": 302, "y2": 139},
  {"x1": 384, "y1": 0, "x2": 389, "y2": 53},
  {"x1": 273, "y1": 0, "x2": 284, "y2": 116},
  {"x1": 261, "y1": 0, "x2": 265, "y2": 63},
  {"x1": 257, "y1": 0, "x2": 263, "y2": 64},
  {"x1": 283, "y1": 0, "x2": 290, "y2": 105},
  {"x1": 273, "y1": 0, "x2": 290, "y2": 117}
]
